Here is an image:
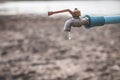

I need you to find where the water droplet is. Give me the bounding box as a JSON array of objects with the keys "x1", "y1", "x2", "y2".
[{"x1": 68, "y1": 32, "x2": 71, "y2": 40}]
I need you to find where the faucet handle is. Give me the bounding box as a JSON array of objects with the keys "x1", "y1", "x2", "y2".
[
  {"x1": 48, "y1": 8, "x2": 81, "y2": 17},
  {"x1": 48, "y1": 9, "x2": 73, "y2": 16}
]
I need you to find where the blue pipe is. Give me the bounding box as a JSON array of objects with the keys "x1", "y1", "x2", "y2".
[
  {"x1": 85, "y1": 15, "x2": 120, "y2": 29},
  {"x1": 105, "y1": 16, "x2": 120, "y2": 24}
]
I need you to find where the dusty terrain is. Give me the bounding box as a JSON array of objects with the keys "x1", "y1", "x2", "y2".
[{"x1": 0, "y1": 15, "x2": 120, "y2": 80}]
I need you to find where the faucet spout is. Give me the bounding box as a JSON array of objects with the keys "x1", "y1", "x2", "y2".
[
  {"x1": 64, "y1": 17, "x2": 89, "y2": 32},
  {"x1": 64, "y1": 19, "x2": 73, "y2": 31}
]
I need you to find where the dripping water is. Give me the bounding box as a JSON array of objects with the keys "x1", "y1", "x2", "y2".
[{"x1": 68, "y1": 32, "x2": 71, "y2": 40}]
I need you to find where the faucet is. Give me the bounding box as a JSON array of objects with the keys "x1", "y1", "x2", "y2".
[
  {"x1": 48, "y1": 8, "x2": 89, "y2": 32},
  {"x1": 48, "y1": 8, "x2": 120, "y2": 32}
]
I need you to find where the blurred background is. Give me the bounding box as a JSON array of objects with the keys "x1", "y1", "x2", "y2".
[
  {"x1": 0, "y1": 0, "x2": 120, "y2": 15},
  {"x1": 0, "y1": 0, "x2": 120, "y2": 80}
]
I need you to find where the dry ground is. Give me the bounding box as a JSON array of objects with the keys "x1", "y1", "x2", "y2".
[{"x1": 0, "y1": 15, "x2": 120, "y2": 80}]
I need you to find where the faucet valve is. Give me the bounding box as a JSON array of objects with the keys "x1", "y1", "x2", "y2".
[{"x1": 72, "y1": 8, "x2": 81, "y2": 17}]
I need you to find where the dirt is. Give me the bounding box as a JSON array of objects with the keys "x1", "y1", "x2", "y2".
[{"x1": 0, "y1": 14, "x2": 120, "y2": 80}]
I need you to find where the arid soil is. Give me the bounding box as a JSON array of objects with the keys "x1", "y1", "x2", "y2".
[{"x1": 0, "y1": 15, "x2": 120, "y2": 80}]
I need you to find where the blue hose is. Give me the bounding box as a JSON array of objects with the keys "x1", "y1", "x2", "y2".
[
  {"x1": 105, "y1": 16, "x2": 120, "y2": 24},
  {"x1": 85, "y1": 15, "x2": 120, "y2": 29}
]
